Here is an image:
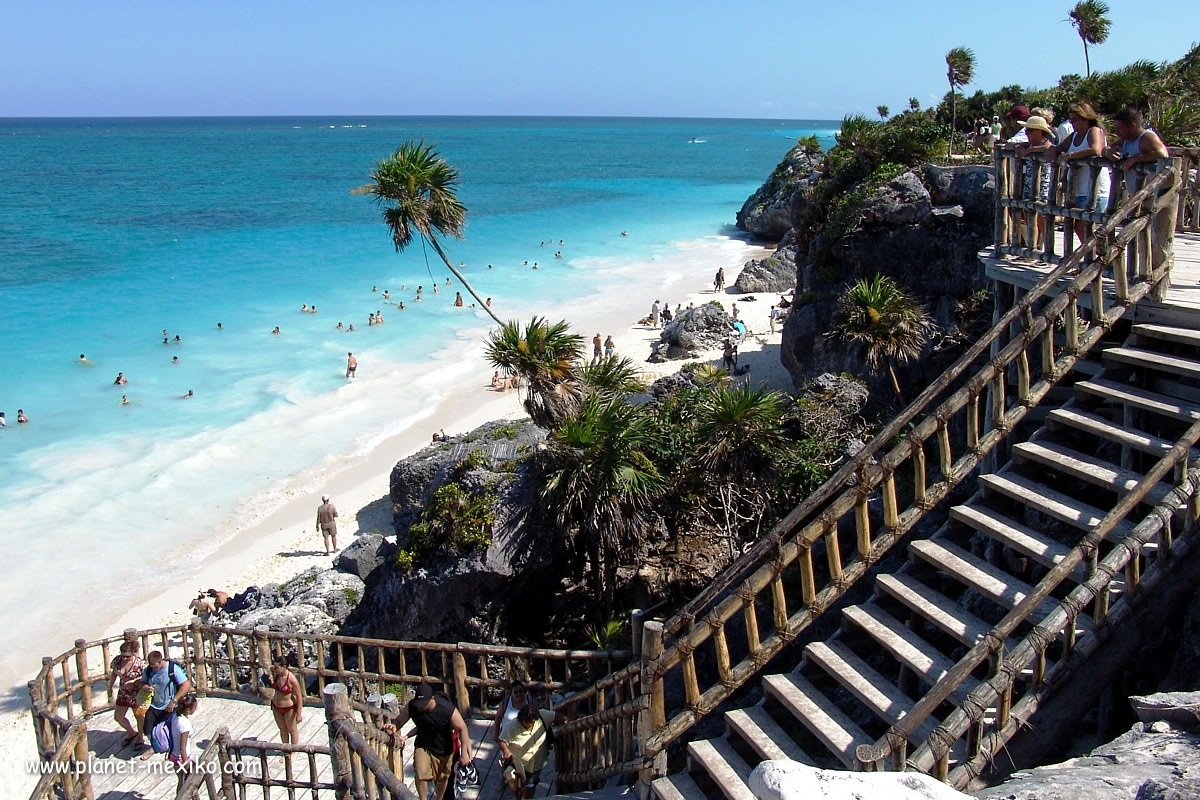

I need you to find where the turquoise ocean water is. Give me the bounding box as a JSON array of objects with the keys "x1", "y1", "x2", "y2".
[{"x1": 0, "y1": 116, "x2": 837, "y2": 683}]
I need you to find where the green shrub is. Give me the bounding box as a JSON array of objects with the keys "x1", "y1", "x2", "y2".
[
  {"x1": 395, "y1": 549, "x2": 415, "y2": 571},
  {"x1": 455, "y1": 448, "x2": 492, "y2": 474},
  {"x1": 402, "y1": 483, "x2": 497, "y2": 568}
]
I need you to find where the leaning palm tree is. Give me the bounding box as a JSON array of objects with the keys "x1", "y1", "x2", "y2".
[
  {"x1": 877, "y1": 105, "x2": 890, "y2": 120},
  {"x1": 485, "y1": 317, "x2": 585, "y2": 429},
  {"x1": 543, "y1": 395, "x2": 666, "y2": 618},
  {"x1": 908, "y1": 97, "x2": 921, "y2": 112},
  {"x1": 945, "y1": 47, "x2": 977, "y2": 158},
  {"x1": 1068, "y1": 0, "x2": 1111, "y2": 78},
  {"x1": 831, "y1": 275, "x2": 934, "y2": 402},
  {"x1": 355, "y1": 140, "x2": 501, "y2": 325},
  {"x1": 694, "y1": 384, "x2": 793, "y2": 550}
]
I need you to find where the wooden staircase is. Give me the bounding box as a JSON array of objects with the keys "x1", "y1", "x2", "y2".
[{"x1": 651, "y1": 321, "x2": 1200, "y2": 800}]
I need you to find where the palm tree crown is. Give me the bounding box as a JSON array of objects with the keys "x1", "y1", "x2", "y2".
[
  {"x1": 832, "y1": 275, "x2": 934, "y2": 401},
  {"x1": 1068, "y1": 0, "x2": 1112, "y2": 78},
  {"x1": 357, "y1": 140, "x2": 501, "y2": 325},
  {"x1": 485, "y1": 317, "x2": 585, "y2": 429}
]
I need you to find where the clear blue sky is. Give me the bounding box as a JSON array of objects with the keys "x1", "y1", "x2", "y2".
[{"x1": 2, "y1": 0, "x2": 1194, "y2": 118}]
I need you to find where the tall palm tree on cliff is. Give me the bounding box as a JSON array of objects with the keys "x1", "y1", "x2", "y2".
[
  {"x1": 908, "y1": 97, "x2": 921, "y2": 112},
  {"x1": 832, "y1": 275, "x2": 934, "y2": 402},
  {"x1": 877, "y1": 105, "x2": 890, "y2": 120},
  {"x1": 355, "y1": 140, "x2": 502, "y2": 325},
  {"x1": 945, "y1": 47, "x2": 976, "y2": 158},
  {"x1": 485, "y1": 317, "x2": 585, "y2": 429},
  {"x1": 1068, "y1": 0, "x2": 1111, "y2": 78}
]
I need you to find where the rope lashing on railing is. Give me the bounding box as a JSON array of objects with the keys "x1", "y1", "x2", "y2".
[
  {"x1": 926, "y1": 724, "x2": 957, "y2": 759},
  {"x1": 981, "y1": 630, "x2": 1006, "y2": 658},
  {"x1": 960, "y1": 693, "x2": 989, "y2": 724},
  {"x1": 1025, "y1": 624, "x2": 1055, "y2": 656}
]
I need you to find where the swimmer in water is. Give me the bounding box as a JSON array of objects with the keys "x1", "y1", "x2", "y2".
[
  {"x1": 217, "y1": 322, "x2": 223, "y2": 331},
  {"x1": 397, "y1": 302, "x2": 406, "y2": 310},
  {"x1": 272, "y1": 326, "x2": 281, "y2": 335},
  {"x1": 368, "y1": 313, "x2": 375, "y2": 326},
  {"x1": 77, "y1": 354, "x2": 91, "y2": 364},
  {"x1": 382, "y1": 290, "x2": 390, "y2": 301},
  {"x1": 432, "y1": 284, "x2": 440, "y2": 294},
  {"x1": 487, "y1": 264, "x2": 493, "y2": 269},
  {"x1": 171, "y1": 356, "x2": 179, "y2": 364},
  {"x1": 336, "y1": 322, "x2": 344, "y2": 330},
  {"x1": 179, "y1": 389, "x2": 194, "y2": 399},
  {"x1": 347, "y1": 324, "x2": 355, "y2": 332},
  {"x1": 174, "y1": 335, "x2": 181, "y2": 343},
  {"x1": 372, "y1": 286, "x2": 378, "y2": 292},
  {"x1": 17, "y1": 409, "x2": 29, "y2": 423},
  {"x1": 486, "y1": 297, "x2": 492, "y2": 308},
  {"x1": 376, "y1": 310, "x2": 383, "y2": 323},
  {"x1": 446, "y1": 277, "x2": 452, "y2": 285},
  {"x1": 301, "y1": 304, "x2": 309, "y2": 312},
  {"x1": 114, "y1": 372, "x2": 127, "y2": 385},
  {"x1": 163, "y1": 337, "x2": 169, "y2": 344},
  {"x1": 454, "y1": 292, "x2": 463, "y2": 307},
  {"x1": 120, "y1": 395, "x2": 130, "y2": 405},
  {"x1": 310, "y1": 306, "x2": 317, "y2": 314}
]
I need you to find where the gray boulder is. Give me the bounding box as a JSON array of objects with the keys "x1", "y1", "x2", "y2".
[
  {"x1": 736, "y1": 143, "x2": 823, "y2": 240},
  {"x1": 656, "y1": 303, "x2": 735, "y2": 360},
  {"x1": 238, "y1": 604, "x2": 338, "y2": 637},
  {"x1": 337, "y1": 534, "x2": 396, "y2": 581},
  {"x1": 1130, "y1": 692, "x2": 1200, "y2": 732},
  {"x1": 973, "y1": 724, "x2": 1200, "y2": 800},
  {"x1": 859, "y1": 172, "x2": 932, "y2": 227},
  {"x1": 923, "y1": 164, "x2": 995, "y2": 223},
  {"x1": 734, "y1": 246, "x2": 799, "y2": 294},
  {"x1": 749, "y1": 759, "x2": 968, "y2": 800},
  {"x1": 282, "y1": 567, "x2": 366, "y2": 623}
]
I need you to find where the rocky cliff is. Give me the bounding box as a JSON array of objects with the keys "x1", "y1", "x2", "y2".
[{"x1": 736, "y1": 150, "x2": 994, "y2": 399}]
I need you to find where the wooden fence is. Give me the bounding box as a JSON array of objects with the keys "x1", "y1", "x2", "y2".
[
  {"x1": 27, "y1": 623, "x2": 629, "y2": 800},
  {"x1": 552, "y1": 158, "x2": 1184, "y2": 788}
]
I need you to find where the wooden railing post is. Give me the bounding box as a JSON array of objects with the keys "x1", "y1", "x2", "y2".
[
  {"x1": 73, "y1": 640, "x2": 93, "y2": 716},
  {"x1": 452, "y1": 647, "x2": 470, "y2": 715},
  {"x1": 253, "y1": 626, "x2": 273, "y2": 683},
  {"x1": 324, "y1": 683, "x2": 354, "y2": 800},
  {"x1": 189, "y1": 623, "x2": 209, "y2": 696},
  {"x1": 75, "y1": 720, "x2": 95, "y2": 800},
  {"x1": 636, "y1": 621, "x2": 667, "y2": 797},
  {"x1": 1151, "y1": 156, "x2": 1182, "y2": 300},
  {"x1": 630, "y1": 609, "x2": 645, "y2": 660},
  {"x1": 216, "y1": 729, "x2": 237, "y2": 798}
]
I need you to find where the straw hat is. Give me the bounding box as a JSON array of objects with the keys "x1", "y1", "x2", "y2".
[{"x1": 1017, "y1": 115, "x2": 1055, "y2": 137}]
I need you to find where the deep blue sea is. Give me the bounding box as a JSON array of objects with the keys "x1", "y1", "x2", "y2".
[{"x1": 0, "y1": 116, "x2": 837, "y2": 682}]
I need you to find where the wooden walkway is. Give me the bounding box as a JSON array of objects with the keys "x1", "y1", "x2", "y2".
[
  {"x1": 85, "y1": 698, "x2": 559, "y2": 799},
  {"x1": 982, "y1": 232, "x2": 1200, "y2": 326}
]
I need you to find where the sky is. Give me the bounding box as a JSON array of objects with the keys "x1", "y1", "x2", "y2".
[{"x1": 1, "y1": 1, "x2": 1195, "y2": 119}]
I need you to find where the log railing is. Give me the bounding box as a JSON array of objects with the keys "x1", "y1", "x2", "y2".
[
  {"x1": 27, "y1": 622, "x2": 629, "y2": 800},
  {"x1": 550, "y1": 158, "x2": 1185, "y2": 788},
  {"x1": 26, "y1": 720, "x2": 91, "y2": 800},
  {"x1": 1175, "y1": 146, "x2": 1200, "y2": 233},
  {"x1": 856, "y1": 415, "x2": 1200, "y2": 787}
]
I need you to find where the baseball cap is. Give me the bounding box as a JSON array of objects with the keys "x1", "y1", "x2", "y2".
[
  {"x1": 1006, "y1": 105, "x2": 1031, "y2": 121},
  {"x1": 321, "y1": 494, "x2": 330, "y2": 502},
  {"x1": 414, "y1": 682, "x2": 434, "y2": 701}
]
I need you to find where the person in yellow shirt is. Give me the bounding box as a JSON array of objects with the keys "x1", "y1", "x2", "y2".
[{"x1": 498, "y1": 704, "x2": 567, "y2": 799}]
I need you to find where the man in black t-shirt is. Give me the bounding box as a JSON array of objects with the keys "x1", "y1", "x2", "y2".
[{"x1": 394, "y1": 682, "x2": 472, "y2": 800}]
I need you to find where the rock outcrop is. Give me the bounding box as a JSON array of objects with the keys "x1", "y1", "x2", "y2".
[
  {"x1": 734, "y1": 247, "x2": 798, "y2": 294},
  {"x1": 653, "y1": 303, "x2": 736, "y2": 360},
  {"x1": 748, "y1": 759, "x2": 969, "y2": 800},
  {"x1": 223, "y1": 566, "x2": 365, "y2": 637},
  {"x1": 973, "y1": 723, "x2": 1200, "y2": 800},
  {"x1": 736, "y1": 143, "x2": 823, "y2": 240}
]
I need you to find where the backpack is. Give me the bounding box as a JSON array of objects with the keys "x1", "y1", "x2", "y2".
[{"x1": 150, "y1": 711, "x2": 176, "y2": 754}]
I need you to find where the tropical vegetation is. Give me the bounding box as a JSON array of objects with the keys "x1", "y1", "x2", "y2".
[
  {"x1": 832, "y1": 275, "x2": 935, "y2": 402},
  {"x1": 945, "y1": 46, "x2": 977, "y2": 157},
  {"x1": 1068, "y1": 0, "x2": 1111, "y2": 78}
]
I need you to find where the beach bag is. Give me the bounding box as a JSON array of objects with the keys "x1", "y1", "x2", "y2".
[
  {"x1": 134, "y1": 685, "x2": 155, "y2": 718},
  {"x1": 150, "y1": 712, "x2": 176, "y2": 754}
]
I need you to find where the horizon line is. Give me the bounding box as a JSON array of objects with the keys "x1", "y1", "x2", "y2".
[{"x1": 0, "y1": 112, "x2": 845, "y2": 123}]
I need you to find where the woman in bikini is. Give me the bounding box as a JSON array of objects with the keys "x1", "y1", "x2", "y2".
[{"x1": 270, "y1": 656, "x2": 303, "y2": 761}]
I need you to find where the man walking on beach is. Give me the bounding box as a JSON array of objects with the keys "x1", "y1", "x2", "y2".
[
  {"x1": 714, "y1": 267, "x2": 725, "y2": 293},
  {"x1": 651, "y1": 300, "x2": 661, "y2": 328},
  {"x1": 316, "y1": 494, "x2": 339, "y2": 555},
  {"x1": 769, "y1": 305, "x2": 779, "y2": 334},
  {"x1": 593, "y1": 333, "x2": 602, "y2": 361},
  {"x1": 346, "y1": 352, "x2": 357, "y2": 378},
  {"x1": 392, "y1": 683, "x2": 473, "y2": 800}
]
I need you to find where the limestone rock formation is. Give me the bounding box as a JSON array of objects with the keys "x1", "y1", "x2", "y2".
[
  {"x1": 655, "y1": 303, "x2": 736, "y2": 360},
  {"x1": 336, "y1": 533, "x2": 396, "y2": 582},
  {"x1": 972, "y1": 723, "x2": 1200, "y2": 799},
  {"x1": 735, "y1": 143, "x2": 823, "y2": 240},
  {"x1": 748, "y1": 759, "x2": 969, "y2": 800},
  {"x1": 228, "y1": 566, "x2": 366, "y2": 637},
  {"x1": 734, "y1": 247, "x2": 799, "y2": 294}
]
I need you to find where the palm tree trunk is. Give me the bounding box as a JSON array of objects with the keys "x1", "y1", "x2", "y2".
[
  {"x1": 1083, "y1": 41, "x2": 1091, "y2": 78},
  {"x1": 886, "y1": 360, "x2": 904, "y2": 403},
  {"x1": 949, "y1": 90, "x2": 957, "y2": 159},
  {"x1": 426, "y1": 237, "x2": 504, "y2": 326}
]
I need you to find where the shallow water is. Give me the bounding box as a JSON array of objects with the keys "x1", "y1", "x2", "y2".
[{"x1": 0, "y1": 116, "x2": 836, "y2": 683}]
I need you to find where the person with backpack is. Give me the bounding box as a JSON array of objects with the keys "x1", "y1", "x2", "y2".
[
  {"x1": 498, "y1": 703, "x2": 568, "y2": 800},
  {"x1": 168, "y1": 693, "x2": 199, "y2": 788},
  {"x1": 138, "y1": 651, "x2": 191, "y2": 760},
  {"x1": 392, "y1": 683, "x2": 472, "y2": 800}
]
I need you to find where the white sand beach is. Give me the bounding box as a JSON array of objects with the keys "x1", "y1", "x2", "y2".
[{"x1": 2, "y1": 243, "x2": 797, "y2": 792}]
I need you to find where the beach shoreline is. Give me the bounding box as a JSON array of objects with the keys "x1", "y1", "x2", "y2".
[{"x1": 2, "y1": 234, "x2": 796, "y2": 792}]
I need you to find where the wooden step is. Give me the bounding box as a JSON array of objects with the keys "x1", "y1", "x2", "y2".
[
  {"x1": 950, "y1": 504, "x2": 1082, "y2": 578},
  {"x1": 1013, "y1": 440, "x2": 1177, "y2": 505},
  {"x1": 909, "y1": 539, "x2": 1061, "y2": 622},
  {"x1": 1069, "y1": 358, "x2": 1104, "y2": 377},
  {"x1": 805, "y1": 641, "x2": 937, "y2": 744},
  {"x1": 763, "y1": 673, "x2": 872, "y2": 769},
  {"x1": 841, "y1": 604, "x2": 975, "y2": 703},
  {"x1": 652, "y1": 773, "x2": 707, "y2": 800},
  {"x1": 1103, "y1": 346, "x2": 1200, "y2": 380},
  {"x1": 725, "y1": 707, "x2": 814, "y2": 766},
  {"x1": 1048, "y1": 407, "x2": 1187, "y2": 458},
  {"x1": 978, "y1": 472, "x2": 1135, "y2": 539},
  {"x1": 876, "y1": 572, "x2": 993, "y2": 646},
  {"x1": 686, "y1": 739, "x2": 755, "y2": 800},
  {"x1": 1076, "y1": 378, "x2": 1200, "y2": 422},
  {"x1": 1131, "y1": 323, "x2": 1200, "y2": 348}
]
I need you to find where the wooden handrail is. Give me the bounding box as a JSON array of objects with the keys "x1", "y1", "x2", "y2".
[{"x1": 863, "y1": 411, "x2": 1200, "y2": 776}]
